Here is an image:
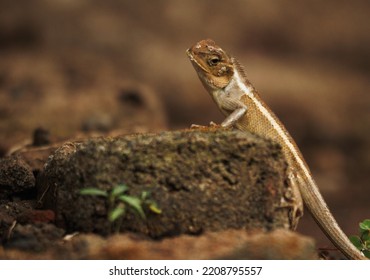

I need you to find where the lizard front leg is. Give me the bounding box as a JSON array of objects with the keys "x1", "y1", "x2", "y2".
[
  {"x1": 218, "y1": 96, "x2": 248, "y2": 128},
  {"x1": 220, "y1": 106, "x2": 247, "y2": 128},
  {"x1": 191, "y1": 99, "x2": 247, "y2": 129}
]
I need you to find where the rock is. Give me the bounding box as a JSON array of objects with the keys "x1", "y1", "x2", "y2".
[
  {"x1": 0, "y1": 156, "x2": 35, "y2": 199},
  {"x1": 17, "y1": 209, "x2": 55, "y2": 225},
  {"x1": 11, "y1": 145, "x2": 60, "y2": 174},
  {"x1": 38, "y1": 129, "x2": 293, "y2": 237},
  {"x1": 113, "y1": 83, "x2": 168, "y2": 133},
  {"x1": 32, "y1": 127, "x2": 51, "y2": 146},
  {"x1": 3, "y1": 223, "x2": 64, "y2": 252},
  {"x1": 0, "y1": 211, "x2": 14, "y2": 241},
  {"x1": 0, "y1": 201, "x2": 34, "y2": 241}
]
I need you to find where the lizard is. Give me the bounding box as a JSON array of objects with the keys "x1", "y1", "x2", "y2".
[{"x1": 186, "y1": 38, "x2": 367, "y2": 260}]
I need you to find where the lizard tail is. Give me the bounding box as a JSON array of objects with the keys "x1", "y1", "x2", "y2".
[{"x1": 299, "y1": 176, "x2": 367, "y2": 260}]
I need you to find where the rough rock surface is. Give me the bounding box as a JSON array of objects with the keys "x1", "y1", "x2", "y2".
[
  {"x1": 38, "y1": 129, "x2": 292, "y2": 237},
  {"x1": 3, "y1": 223, "x2": 64, "y2": 253},
  {"x1": 0, "y1": 156, "x2": 35, "y2": 199}
]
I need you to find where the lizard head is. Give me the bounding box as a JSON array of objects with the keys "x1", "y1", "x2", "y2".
[{"x1": 186, "y1": 39, "x2": 234, "y2": 90}]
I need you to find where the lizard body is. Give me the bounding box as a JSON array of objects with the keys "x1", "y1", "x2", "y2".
[{"x1": 186, "y1": 39, "x2": 366, "y2": 260}]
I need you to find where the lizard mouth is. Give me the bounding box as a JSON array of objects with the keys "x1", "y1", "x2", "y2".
[
  {"x1": 186, "y1": 48, "x2": 209, "y2": 73},
  {"x1": 186, "y1": 48, "x2": 194, "y2": 60}
]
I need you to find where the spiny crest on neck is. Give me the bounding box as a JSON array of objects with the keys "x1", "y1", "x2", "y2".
[{"x1": 231, "y1": 57, "x2": 255, "y2": 91}]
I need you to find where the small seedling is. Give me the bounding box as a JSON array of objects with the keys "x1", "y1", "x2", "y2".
[
  {"x1": 141, "y1": 191, "x2": 162, "y2": 214},
  {"x1": 349, "y1": 219, "x2": 370, "y2": 258},
  {"x1": 80, "y1": 184, "x2": 161, "y2": 233}
]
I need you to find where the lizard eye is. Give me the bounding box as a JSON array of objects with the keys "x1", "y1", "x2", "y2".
[{"x1": 208, "y1": 56, "x2": 221, "y2": 66}]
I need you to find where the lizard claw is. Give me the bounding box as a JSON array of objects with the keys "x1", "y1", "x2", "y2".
[
  {"x1": 209, "y1": 121, "x2": 221, "y2": 128},
  {"x1": 190, "y1": 122, "x2": 222, "y2": 130},
  {"x1": 190, "y1": 124, "x2": 208, "y2": 129}
]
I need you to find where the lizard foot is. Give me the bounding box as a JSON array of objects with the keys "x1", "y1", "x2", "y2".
[
  {"x1": 190, "y1": 124, "x2": 209, "y2": 129},
  {"x1": 209, "y1": 121, "x2": 222, "y2": 128},
  {"x1": 190, "y1": 122, "x2": 222, "y2": 130},
  {"x1": 278, "y1": 173, "x2": 304, "y2": 230},
  {"x1": 276, "y1": 200, "x2": 303, "y2": 230}
]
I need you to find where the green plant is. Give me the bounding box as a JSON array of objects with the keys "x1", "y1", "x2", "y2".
[
  {"x1": 349, "y1": 219, "x2": 370, "y2": 258},
  {"x1": 79, "y1": 184, "x2": 161, "y2": 233}
]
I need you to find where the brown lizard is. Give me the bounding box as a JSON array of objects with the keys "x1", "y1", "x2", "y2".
[{"x1": 186, "y1": 39, "x2": 366, "y2": 260}]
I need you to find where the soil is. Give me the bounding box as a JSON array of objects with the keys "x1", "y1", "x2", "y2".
[
  {"x1": 0, "y1": 0, "x2": 369, "y2": 259},
  {"x1": 1, "y1": 229, "x2": 317, "y2": 260}
]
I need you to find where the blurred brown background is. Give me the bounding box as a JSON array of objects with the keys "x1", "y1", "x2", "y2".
[{"x1": 0, "y1": 0, "x2": 369, "y2": 254}]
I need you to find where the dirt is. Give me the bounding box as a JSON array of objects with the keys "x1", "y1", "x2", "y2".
[
  {"x1": 0, "y1": 229, "x2": 317, "y2": 260},
  {"x1": 0, "y1": 156, "x2": 35, "y2": 199},
  {"x1": 0, "y1": 0, "x2": 369, "y2": 259}
]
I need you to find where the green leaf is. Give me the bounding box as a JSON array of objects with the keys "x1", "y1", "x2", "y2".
[
  {"x1": 141, "y1": 191, "x2": 149, "y2": 200},
  {"x1": 108, "y1": 206, "x2": 125, "y2": 222},
  {"x1": 365, "y1": 240, "x2": 370, "y2": 250},
  {"x1": 148, "y1": 203, "x2": 162, "y2": 214},
  {"x1": 349, "y1": 236, "x2": 363, "y2": 250},
  {"x1": 359, "y1": 219, "x2": 370, "y2": 231},
  {"x1": 118, "y1": 195, "x2": 145, "y2": 219},
  {"x1": 79, "y1": 188, "x2": 108, "y2": 197},
  {"x1": 363, "y1": 250, "x2": 370, "y2": 259},
  {"x1": 362, "y1": 230, "x2": 370, "y2": 242},
  {"x1": 111, "y1": 184, "x2": 129, "y2": 197}
]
